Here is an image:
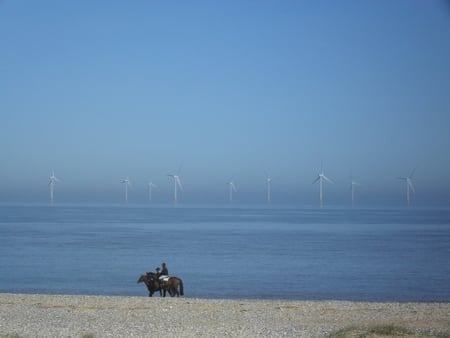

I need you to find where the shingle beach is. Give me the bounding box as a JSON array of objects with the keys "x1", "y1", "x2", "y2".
[{"x1": 0, "y1": 293, "x2": 449, "y2": 337}]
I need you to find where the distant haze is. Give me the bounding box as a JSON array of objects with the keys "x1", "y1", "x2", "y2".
[{"x1": 1, "y1": 2, "x2": 449, "y2": 206}]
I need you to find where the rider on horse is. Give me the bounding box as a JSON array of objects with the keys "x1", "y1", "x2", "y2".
[{"x1": 156, "y1": 262, "x2": 169, "y2": 285}]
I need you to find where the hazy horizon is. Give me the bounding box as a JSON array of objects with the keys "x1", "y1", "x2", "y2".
[
  {"x1": 2, "y1": 169, "x2": 450, "y2": 207},
  {"x1": 1, "y1": 1, "x2": 449, "y2": 206}
]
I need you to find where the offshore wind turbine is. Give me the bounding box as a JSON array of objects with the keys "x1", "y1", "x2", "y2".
[
  {"x1": 167, "y1": 174, "x2": 183, "y2": 204},
  {"x1": 121, "y1": 176, "x2": 131, "y2": 203},
  {"x1": 147, "y1": 181, "x2": 157, "y2": 203},
  {"x1": 350, "y1": 179, "x2": 360, "y2": 207},
  {"x1": 397, "y1": 168, "x2": 415, "y2": 206},
  {"x1": 265, "y1": 173, "x2": 272, "y2": 205},
  {"x1": 312, "y1": 164, "x2": 333, "y2": 207},
  {"x1": 48, "y1": 169, "x2": 60, "y2": 204},
  {"x1": 228, "y1": 181, "x2": 237, "y2": 203}
]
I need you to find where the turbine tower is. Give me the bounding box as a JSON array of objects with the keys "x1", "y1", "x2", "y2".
[
  {"x1": 48, "y1": 169, "x2": 60, "y2": 204},
  {"x1": 313, "y1": 164, "x2": 333, "y2": 207},
  {"x1": 147, "y1": 181, "x2": 157, "y2": 203},
  {"x1": 397, "y1": 168, "x2": 415, "y2": 206},
  {"x1": 228, "y1": 181, "x2": 237, "y2": 203},
  {"x1": 266, "y1": 175, "x2": 272, "y2": 205},
  {"x1": 121, "y1": 176, "x2": 131, "y2": 203},
  {"x1": 168, "y1": 174, "x2": 183, "y2": 204},
  {"x1": 350, "y1": 180, "x2": 360, "y2": 207}
]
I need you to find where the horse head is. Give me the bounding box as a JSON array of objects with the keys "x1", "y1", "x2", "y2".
[{"x1": 137, "y1": 274, "x2": 148, "y2": 284}]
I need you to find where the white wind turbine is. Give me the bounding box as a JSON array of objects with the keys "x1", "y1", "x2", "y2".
[
  {"x1": 167, "y1": 174, "x2": 183, "y2": 204},
  {"x1": 228, "y1": 181, "x2": 237, "y2": 203},
  {"x1": 265, "y1": 173, "x2": 272, "y2": 205},
  {"x1": 147, "y1": 181, "x2": 157, "y2": 203},
  {"x1": 350, "y1": 178, "x2": 360, "y2": 207},
  {"x1": 48, "y1": 169, "x2": 60, "y2": 204},
  {"x1": 121, "y1": 176, "x2": 131, "y2": 203},
  {"x1": 312, "y1": 164, "x2": 333, "y2": 207},
  {"x1": 397, "y1": 168, "x2": 415, "y2": 206}
]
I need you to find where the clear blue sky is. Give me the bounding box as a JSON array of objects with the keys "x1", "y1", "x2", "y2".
[{"x1": 1, "y1": 1, "x2": 449, "y2": 205}]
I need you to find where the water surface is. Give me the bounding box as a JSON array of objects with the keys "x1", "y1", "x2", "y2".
[{"x1": 1, "y1": 204, "x2": 449, "y2": 301}]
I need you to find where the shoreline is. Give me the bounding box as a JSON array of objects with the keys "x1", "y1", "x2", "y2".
[{"x1": 1, "y1": 293, "x2": 449, "y2": 337}]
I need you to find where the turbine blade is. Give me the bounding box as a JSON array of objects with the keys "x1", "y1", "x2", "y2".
[
  {"x1": 408, "y1": 180, "x2": 415, "y2": 193},
  {"x1": 409, "y1": 168, "x2": 416, "y2": 178},
  {"x1": 312, "y1": 176, "x2": 320, "y2": 184},
  {"x1": 176, "y1": 177, "x2": 183, "y2": 191},
  {"x1": 323, "y1": 175, "x2": 333, "y2": 184}
]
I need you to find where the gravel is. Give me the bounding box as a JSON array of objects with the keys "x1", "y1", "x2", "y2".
[{"x1": 0, "y1": 293, "x2": 449, "y2": 337}]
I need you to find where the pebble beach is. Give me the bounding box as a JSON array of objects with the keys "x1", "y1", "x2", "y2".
[{"x1": 0, "y1": 293, "x2": 449, "y2": 337}]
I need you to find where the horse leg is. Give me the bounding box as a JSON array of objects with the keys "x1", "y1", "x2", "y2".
[
  {"x1": 170, "y1": 286, "x2": 178, "y2": 297},
  {"x1": 166, "y1": 286, "x2": 173, "y2": 297},
  {"x1": 172, "y1": 280, "x2": 180, "y2": 297}
]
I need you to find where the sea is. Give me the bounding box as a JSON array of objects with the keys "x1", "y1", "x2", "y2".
[{"x1": 0, "y1": 204, "x2": 449, "y2": 301}]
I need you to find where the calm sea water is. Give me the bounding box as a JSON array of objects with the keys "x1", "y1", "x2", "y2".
[{"x1": 0, "y1": 204, "x2": 449, "y2": 301}]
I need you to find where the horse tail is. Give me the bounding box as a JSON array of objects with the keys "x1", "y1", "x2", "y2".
[{"x1": 179, "y1": 278, "x2": 184, "y2": 296}]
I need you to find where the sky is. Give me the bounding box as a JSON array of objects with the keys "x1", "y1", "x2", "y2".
[{"x1": 1, "y1": 1, "x2": 449, "y2": 206}]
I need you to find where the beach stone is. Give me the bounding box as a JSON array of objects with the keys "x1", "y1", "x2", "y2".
[{"x1": 0, "y1": 294, "x2": 449, "y2": 337}]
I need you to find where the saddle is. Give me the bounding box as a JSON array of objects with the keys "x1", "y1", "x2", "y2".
[{"x1": 158, "y1": 275, "x2": 170, "y2": 284}]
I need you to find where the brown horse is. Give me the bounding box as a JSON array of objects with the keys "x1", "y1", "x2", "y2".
[
  {"x1": 137, "y1": 272, "x2": 162, "y2": 297},
  {"x1": 137, "y1": 272, "x2": 184, "y2": 297}
]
